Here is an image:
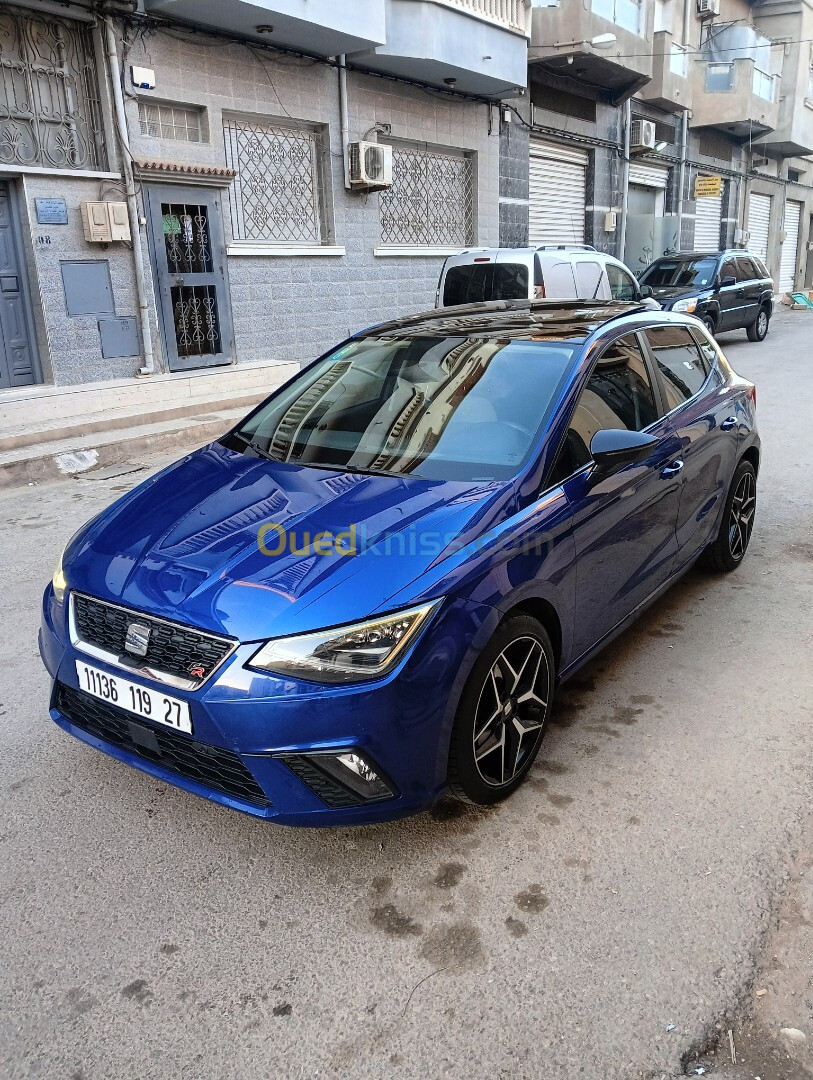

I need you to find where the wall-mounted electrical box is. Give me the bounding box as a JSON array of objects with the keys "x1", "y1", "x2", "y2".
[
  {"x1": 604, "y1": 210, "x2": 618, "y2": 232},
  {"x1": 131, "y1": 65, "x2": 156, "y2": 90},
  {"x1": 80, "y1": 202, "x2": 131, "y2": 243}
]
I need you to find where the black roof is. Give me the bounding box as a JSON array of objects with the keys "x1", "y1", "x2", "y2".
[
  {"x1": 355, "y1": 299, "x2": 647, "y2": 342},
  {"x1": 651, "y1": 250, "x2": 763, "y2": 261}
]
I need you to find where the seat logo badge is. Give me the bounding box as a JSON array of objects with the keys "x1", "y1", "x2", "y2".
[
  {"x1": 188, "y1": 662, "x2": 206, "y2": 680},
  {"x1": 124, "y1": 622, "x2": 151, "y2": 658}
]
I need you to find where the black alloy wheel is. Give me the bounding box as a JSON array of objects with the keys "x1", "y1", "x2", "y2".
[
  {"x1": 704, "y1": 460, "x2": 757, "y2": 572},
  {"x1": 448, "y1": 616, "x2": 553, "y2": 805}
]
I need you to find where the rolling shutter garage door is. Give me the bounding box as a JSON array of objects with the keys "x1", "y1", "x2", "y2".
[
  {"x1": 694, "y1": 190, "x2": 723, "y2": 250},
  {"x1": 529, "y1": 141, "x2": 587, "y2": 245},
  {"x1": 779, "y1": 199, "x2": 802, "y2": 292},
  {"x1": 747, "y1": 193, "x2": 771, "y2": 262},
  {"x1": 628, "y1": 162, "x2": 669, "y2": 189}
]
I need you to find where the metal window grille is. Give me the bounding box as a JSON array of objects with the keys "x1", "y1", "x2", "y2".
[
  {"x1": 139, "y1": 101, "x2": 203, "y2": 143},
  {"x1": 223, "y1": 117, "x2": 326, "y2": 244},
  {"x1": 0, "y1": 8, "x2": 105, "y2": 171},
  {"x1": 379, "y1": 146, "x2": 474, "y2": 246}
]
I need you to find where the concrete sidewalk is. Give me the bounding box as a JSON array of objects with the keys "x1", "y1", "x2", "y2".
[{"x1": 0, "y1": 360, "x2": 298, "y2": 488}]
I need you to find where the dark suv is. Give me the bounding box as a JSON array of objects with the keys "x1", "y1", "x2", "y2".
[{"x1": 639, "y1": 251, "x2": 774, "y2": 341}]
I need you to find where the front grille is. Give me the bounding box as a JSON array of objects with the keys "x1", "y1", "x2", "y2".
[
  {"x1": 73, "y1": 593, "x2": 235, "y2": 686},
  {"x1": 282, "y1": 754, "x2": 373, "y2": 809},
  {"x1": 55, "y1": 683, "x2": 270, "y2": 808}
]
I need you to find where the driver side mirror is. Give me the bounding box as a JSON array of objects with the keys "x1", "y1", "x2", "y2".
[
  {"x1": 639, "y1": 285, "x2": 654, "y2": 299},
  {"x1": 720, "y1": 275, "x2": 737, "y2": 288},
  {"x1": 589, "y1": 429, "x2": 659, "y2": 486}
]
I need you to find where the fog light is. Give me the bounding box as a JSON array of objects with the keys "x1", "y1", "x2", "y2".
[{"x1": 320, "y1": 752, "x2": 394, "y2": 801}]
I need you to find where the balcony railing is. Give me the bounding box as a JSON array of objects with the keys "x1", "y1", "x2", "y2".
[
  {"x1": 670, "y1": 43, "x2": 688, "y2": 78},
  {"x1": 434, "y1": 0, "x2": 530, "y2": 34},
  {"x1": 752, "y1": 67, "x2": 776, "y2": 101}
]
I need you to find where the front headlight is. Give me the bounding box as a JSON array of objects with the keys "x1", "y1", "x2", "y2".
[
  {"x1": 52, "y1": 550, "x2": 67, "y2": 604},
  {"x1": 672, "y1": 297, "x2": 698, "y2": 314},
  {"x1": 248, "y1": 601, "x2": 441, "y2": 684}
]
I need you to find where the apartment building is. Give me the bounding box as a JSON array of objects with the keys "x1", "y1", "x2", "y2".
[
  {"x1": 0, "y1": 0, "x2": 529, "y2": 389},
  {"x1": 519, "y1": 0, "x2": 813, "y2": 289}
]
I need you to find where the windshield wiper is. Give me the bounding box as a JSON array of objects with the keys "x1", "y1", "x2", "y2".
[
  {"x1": 230, "y1": 431, "x2": 280, "y2": 463},
  {"x1": 302, "y1": 461, "x2": 399, "y2": 478}
]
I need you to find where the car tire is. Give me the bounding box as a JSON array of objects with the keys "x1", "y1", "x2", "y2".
[
  {"x1": 702, "y1": 314, "x2": 717, "y2": 337},
  {"x1": 703, "y1": 459, "x2": 757, "y2": 572},
  {"x1": 746, "y1": 305, "x2": 770, "y2": 342},
  {"x1": 447, "y1": 615, "x2": 554, "y2": 805}
]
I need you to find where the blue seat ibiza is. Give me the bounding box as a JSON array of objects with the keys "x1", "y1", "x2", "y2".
[{"x1": 40, "y1": 301, "x2": 759, "y2": 825}]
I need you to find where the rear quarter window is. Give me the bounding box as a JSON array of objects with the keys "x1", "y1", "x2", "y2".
[{"x1": 644, "y1": 325, "x2": 709, "y2": 409}]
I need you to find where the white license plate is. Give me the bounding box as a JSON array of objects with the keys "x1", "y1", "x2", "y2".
[{"x1": 75, "y1": 660, "x2": 192, "y2": 734}]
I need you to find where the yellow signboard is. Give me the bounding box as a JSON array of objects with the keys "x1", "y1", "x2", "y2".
[{"x1": 695, "y1": 175, "x2": 723, "y2": 198}]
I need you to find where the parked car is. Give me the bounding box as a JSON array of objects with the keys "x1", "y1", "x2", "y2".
[
  {"x1": 436, "y1": 245, "x2": 660, "y2": 309},
  {"x1": 639, "y1": 250, "x2": 774, "y2": 341},
  {"x1": 41, "y1": 299, "x2": 759, "y2": 826}
]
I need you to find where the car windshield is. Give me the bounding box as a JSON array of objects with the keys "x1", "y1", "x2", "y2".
[
  {"x1": 640, "y1": 258, "x2": 718, "y2": 288},
  {"x1": 228, "y1": 336, "x2": 577, "y2": 482},
  {"x1": 442, "y1": 263, "x2": 529, "y2": 305}
]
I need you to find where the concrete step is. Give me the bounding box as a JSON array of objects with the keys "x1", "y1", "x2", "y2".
[{"x1": 0, "y1": 406, "x2": 250, "y2": 489}]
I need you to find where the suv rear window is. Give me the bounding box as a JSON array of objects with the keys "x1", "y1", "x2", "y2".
[{"x1": 443, "y1": 263, "x2": 529, "y2": 305}]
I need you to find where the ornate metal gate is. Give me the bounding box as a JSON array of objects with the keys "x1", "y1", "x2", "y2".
[{"x1": 144, "y1": 184, "x2": 234, "y2": 372}]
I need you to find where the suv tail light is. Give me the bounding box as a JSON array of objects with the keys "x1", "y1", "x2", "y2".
[
  {"x1": 533, "y1": 283, "x2": 546, "y2": 299},
  {"x1": 748, "y1": 384, "x2": 757, "y2": 409}
]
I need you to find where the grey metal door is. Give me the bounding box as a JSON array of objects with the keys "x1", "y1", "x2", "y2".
[
  {"x1": 145, "y1": 184, "x2": 234, "y2": 372},
  {"x1": 0, "y1": 182, "x2": 39, "y2": 388}
]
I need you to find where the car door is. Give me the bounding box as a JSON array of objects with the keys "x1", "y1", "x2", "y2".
[
  {"x1": 606, "y1": 262, "x2": 639, "y2": 302},
  {"x1": 554, "y1": 332, "x2": 684, "y2": 658},
  {"x1": 716, "y1": 256, "x2": 743, "y2": 331},
  {"x1": 641, "y1": 324, "x2": 740, "y2": 564},
  {"x1": 734, "y1": 256, "x2": 760, "y2": 327}
]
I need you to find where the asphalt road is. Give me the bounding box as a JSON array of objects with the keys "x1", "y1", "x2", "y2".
[{"x1": 2, "y1": 312, "x2": 812, "y2": 1080}]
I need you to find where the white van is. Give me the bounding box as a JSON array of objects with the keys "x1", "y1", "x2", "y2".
[{"x1": 436, "y1": 245, "x2": 658, "y2": 308}]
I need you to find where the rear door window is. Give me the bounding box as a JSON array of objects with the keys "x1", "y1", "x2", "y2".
[
  {"x1": 442, "y1": 263, "x2": 529, "y2": 305},
  {"x1": 736, "y1": 257, "x2": 758, "y2": 281},
  {"x1": 644, "y1": 325, "x2": 708, "y2": 410},
  {"x1": 574, "y1": 260, "x2": 604, "y2": 299},
  {"x1": 541, "y1": 260, "x2": 577, "y2": 297}
]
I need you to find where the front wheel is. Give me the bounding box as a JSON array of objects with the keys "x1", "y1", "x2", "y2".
[
  {"x1": 447, "y1": 616, "x2": 554, "y2": 805},
  {"x1": 703, "y1": 460, "x2": 757, "y2": 572},
  {"x1": 702, "y1": 314, "x2": 717, "y2": 337},
  {"x1": 746, "y1": 305, "x2": 770, "y2": 342}
]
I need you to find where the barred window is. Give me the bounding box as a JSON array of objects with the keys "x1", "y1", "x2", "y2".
[
  {"x1": 380, "y1": 145, "x2": 474, "y2": 247},
  {"x1": 223, "y1": 116, "x2": 329, "y2": 245},
  {"x1": 139, "y1": 101, "x2": 203, "y2": 143},
  {"x1": 0, "y1": 8, "x2": 105, "y2": 171}
]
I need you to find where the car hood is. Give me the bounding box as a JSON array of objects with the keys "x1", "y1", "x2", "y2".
[
  {"x1": 647, "y1": 285, "x2": 703, "y2": 301},
  {"x1": 64, "y1": 442, "x2": 514, "y2": 641}
]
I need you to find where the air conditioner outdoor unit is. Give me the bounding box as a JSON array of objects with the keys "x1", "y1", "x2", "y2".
[
  {"x1": 697, "y1": 0, "x2": 720, "y2": 17},
  {"x1": 348, "y1": 141, "x2": 393, "y2": 190},
  {"x1": 630, "y1": 119, "x2": 656, "y2": 152}
]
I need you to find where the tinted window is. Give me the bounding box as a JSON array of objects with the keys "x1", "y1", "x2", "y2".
[
  {"x1": 443, "y1": 263, "x2": 529, "y2": 305},
  {"x1": 644, "y1": 326, "x2": 707, "y2": 410},
  {"x1": 736, "y1": 257, "x2": 758, "y2": 281},
  {"x1": 232, "y1": 336, "x2": 576, "y2": 482},
  {"x1": 719, "y1": 258, "x2": 737, "y2": 284},
  {"x1": 688, "y1": 327, "x2": 716, "y2": 377},
  {"x1": 549, "y1": 334, "x2": 658, "y2": 483},
  {"x1": 606, "y1": 263, "x2": 638, "y2": 301},
  {"x1": 640, "y1": 257, "x2": 717, "y2": 288},
  {"x1": 752, "y1": 257, "x2": 770, "y2": 279}
]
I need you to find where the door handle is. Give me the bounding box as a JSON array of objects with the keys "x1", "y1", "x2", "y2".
[
  {"x1": 720, "y1": 416, "x2": 737, "y2": 431},
  {"x1": 661, "y1": 459, "x2": 684, "y2": 478}
]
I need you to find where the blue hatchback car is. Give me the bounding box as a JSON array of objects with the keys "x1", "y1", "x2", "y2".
[{"x1": 40, "y1": 300, "x2": 759, "y2": 825}]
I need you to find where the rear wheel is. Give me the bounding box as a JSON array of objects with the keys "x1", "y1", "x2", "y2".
[
  {"x1": 448, "y1": 616, "x2": 553, "y2": 805},
  {"x1": 704, "y1": 460, "x2": 757, "y2": 572},
  {"x1": 747, "y1": 305, "x2": 770, "y2": 341}
]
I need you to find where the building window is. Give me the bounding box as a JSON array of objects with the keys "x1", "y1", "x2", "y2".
[
  {"x1": 592, "y1": 0, "x2": 641, "y2": 35},
  {"x1": 379, "y1": 145, "x2": 474, "y2": 247},
  {"x1": 223, "y1": 116, "x2": 329, "y2": 245},
  {"x1": 0, "y1": 8, "x2": 105, "y2": 171},
  {"x1": 138, "y1": 101, "x2": 203, "y2": 143},
  {"x1": 807, "y1": 66, "x2": 813, "y2": 102}
]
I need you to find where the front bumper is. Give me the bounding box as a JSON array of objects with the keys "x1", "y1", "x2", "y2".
[{"x1": 40, "y1": 586, "x2": 497, "y2": 826}]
